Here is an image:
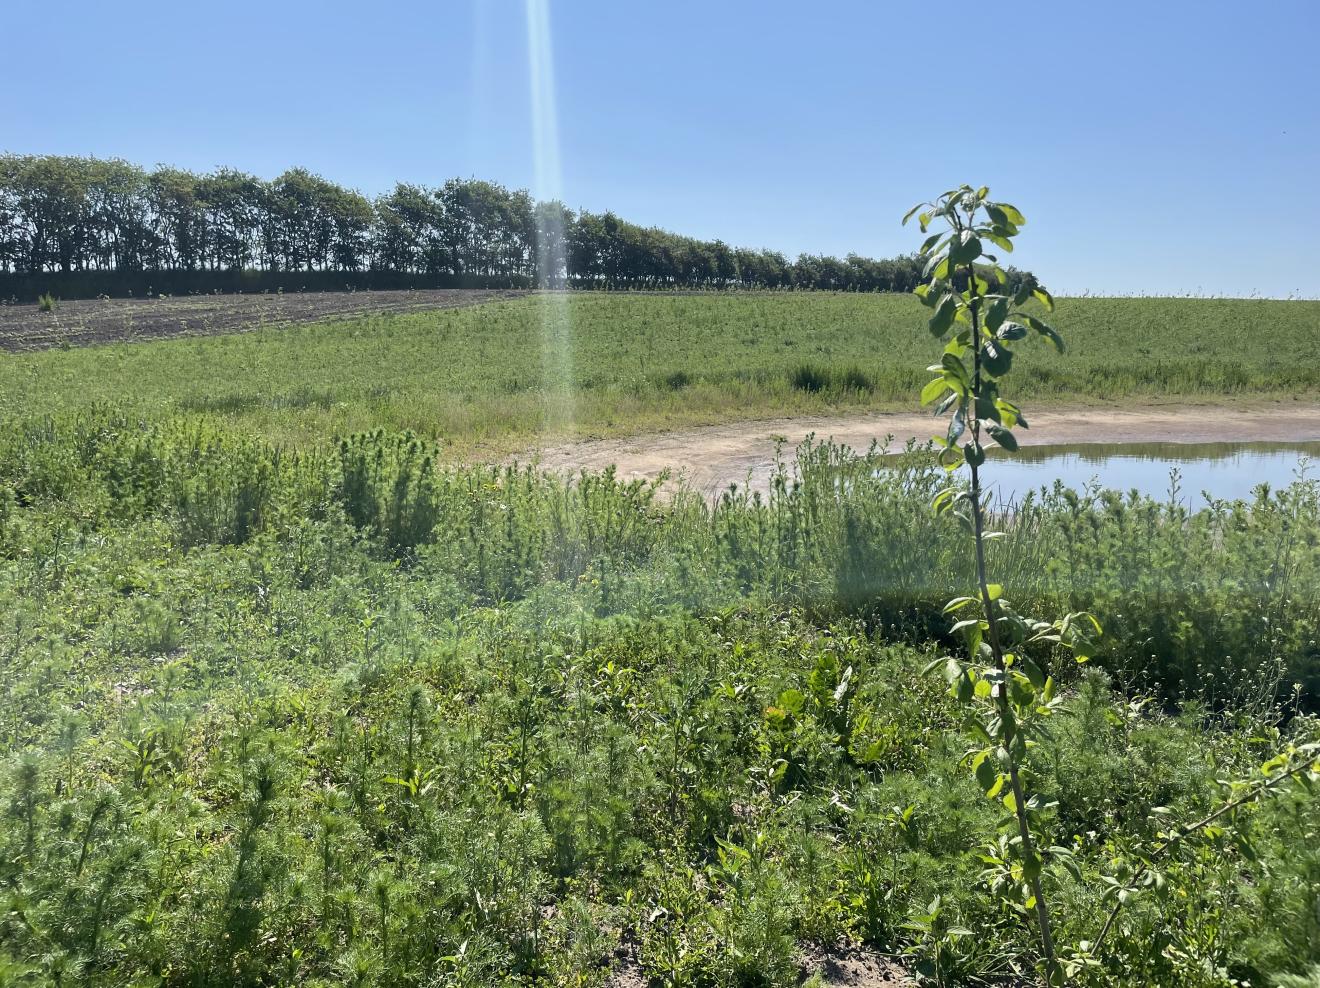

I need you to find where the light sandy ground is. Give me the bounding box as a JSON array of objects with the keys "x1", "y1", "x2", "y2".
[{"x1": 518, "y1": 402, "x2": 1320, "y2": 498}]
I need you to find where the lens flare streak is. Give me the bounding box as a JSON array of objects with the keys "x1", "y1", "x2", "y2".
[{"x1": 525, "y1": 0, "x2": 574, "y2": 432}]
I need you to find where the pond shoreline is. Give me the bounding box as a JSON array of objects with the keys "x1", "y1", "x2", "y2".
[{"x1": 520, "y1": 400, "x2": 1320, "y2": 497}]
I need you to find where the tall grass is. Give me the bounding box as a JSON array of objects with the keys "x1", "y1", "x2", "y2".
[{"x1": 3, "y1": 410, "x2": 1316, "y2": 706}]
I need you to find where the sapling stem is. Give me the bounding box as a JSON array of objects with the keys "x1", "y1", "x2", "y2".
[{"x1": 957, "y1": 210, "x2": 1059, "y2": 979}]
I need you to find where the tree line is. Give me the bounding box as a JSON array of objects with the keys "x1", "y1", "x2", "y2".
[{"x1": 0, "y1": 154, "x2": 1031, "y2": 296}]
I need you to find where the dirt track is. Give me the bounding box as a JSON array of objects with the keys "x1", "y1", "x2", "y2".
[
  {"x1": 521, "y1": 403, "x2": 1320, "y2": 497},
  {"x1": 0, "y1": 288, "x2": 526, "y2": 351}
]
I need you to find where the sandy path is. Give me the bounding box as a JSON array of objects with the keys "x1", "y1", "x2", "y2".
[{"x1": 518, "y1": 402, "x2": 1320, "y2": 497}]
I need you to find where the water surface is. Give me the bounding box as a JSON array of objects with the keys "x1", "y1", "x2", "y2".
[{"x1": 905, "y1": 441, "x2": 1320, "y2": 505}]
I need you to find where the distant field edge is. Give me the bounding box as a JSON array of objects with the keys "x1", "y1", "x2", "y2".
[{"x1": 0, "y1": 288, "x2": 528, "y2": 352}]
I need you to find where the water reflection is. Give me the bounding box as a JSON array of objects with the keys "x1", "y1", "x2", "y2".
[{"x1": 894, "y1": 441, "x2": 1320, "y2": 505}]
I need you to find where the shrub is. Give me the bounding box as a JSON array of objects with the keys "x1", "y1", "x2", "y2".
[
  {"x1": 664, "y1": 370, "x2": 692, "y2": 390},
  {"x1": 838, "y1": 365, "x2": 874, "y2": 392},
  {"x1": 337, "y1": 430, "x2": 440, "y2": 556},
  {"x1": 789, "y1": 363, "x2": 829, "y2": 393}
]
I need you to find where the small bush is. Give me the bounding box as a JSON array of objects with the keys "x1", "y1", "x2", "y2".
[
  {"x1": 839, "y1": 365, "x2": 874, "y2": 392},
  {"x1": 337, "y1": 430, "x2": 440, "y2": 555},
  {"x1": 790, "y1": 363, "x2": 830, "y2": 393},
  {"x1": 664, "y1": 370, "x2": 692, "y2": 390},
  {"x1": 37, "y1": 292, "x2": 57, "y2": 313},
  {"x1": 789, "y1": 363, "x2": 873, "y2": 394}
]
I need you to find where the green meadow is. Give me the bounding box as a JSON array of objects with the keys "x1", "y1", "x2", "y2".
[{"x1": 3, "y1": 293, "x2": 1316, "y2": 453}]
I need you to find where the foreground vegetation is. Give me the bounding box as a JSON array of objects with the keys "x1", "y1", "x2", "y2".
[
  {"x1": 2, "y1": 292, "x2": 1318, "y2": 453},
  {"x1": 1, "y1": 412, "x2": 1318, "y2": 986}
]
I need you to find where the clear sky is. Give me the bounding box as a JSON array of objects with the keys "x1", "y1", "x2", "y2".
[{"x1": 3, "y1": 0, "x2": 1317, "y2": 297}]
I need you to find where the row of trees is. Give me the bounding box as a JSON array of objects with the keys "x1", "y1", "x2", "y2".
[{"x1": 0, "y1": 155, "x2": 1024, "y2": 293}]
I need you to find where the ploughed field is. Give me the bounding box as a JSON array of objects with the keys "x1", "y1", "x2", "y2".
[{"x1": 0, "y1": 287, "x2": 526, "y2": 351}]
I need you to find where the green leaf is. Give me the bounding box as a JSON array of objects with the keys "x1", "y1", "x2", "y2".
[
  {"x1": 921, "y1": 656, "x2": 948, "y2": 676},
  {"x1": 902, "y1": 202, "x2": 924, "y2": 226},
  {"x1": 941, "y1": 352, "x2": 971, "y2": 386},
  {"x1": 996, "y1": 321, "x2": 1027, "y2": 341},
  {"x1": 1018, "y1": 656, "x2": 1046, "y2": 689},
  {"x1": 1022, "y1": 852, "x2": 1042, "y2": 881},
  {"x1": 928, "y1": 294, "x2": 958, "y2": 336},
  {"x1": 986, "y1": 583, "x2": 1003, "y2": 600},
  {"x1": 984, "y1": 232, "x2": 1014, "y2": 253},
  {"x1": 982, "y1": 341, "x2": 1013, "y2": 378},
  {"x1": 943, "y1": 595, "x2": 977, "y2": 613},
  {"x1": 1021, "y1": 315, "x2": 1065, "y2": 353},
  {"x1": 963, "y1": 441, "x2": 985, "y2": 468},
  {"x1": 995, "y1": 202, "x2": 1027, "y2": 226},
  {"x1": 985, "y1": 422, "x2": 1018, "y2": 451},
  {"x1": 994, "y1": 399, "x2": 1027, "y2": 429},
  {"x1": 943, "y1": 335, "x2": 969, "y2": 358},
  {"x1": 1032, "y1": 286, "x2": 1055, "y2": 311},
  {"x1": 985, "y1": 204, "x2": 1017, "y2": 231},
  {"x1": 920, "y1": 377, "x2": 951, "y2": 406},
  {"x1": 975, "y1": 755, "x2": 997, "y2": 792},
  {"x1": 919, "y1": 232, "x2": 944, "y2": 256},
  {"x1": 947, "y1": 407, "x2": 966, "y2": 445},
  {"x1": 955, "y1": 673, "x2": 974, "y2": 702},
  {"x1": 949, "y1": 232, "x2": 982, "y2": 265},
  {"x1": 985, "y1": 297, "x2": 1009, "y2": 332}
]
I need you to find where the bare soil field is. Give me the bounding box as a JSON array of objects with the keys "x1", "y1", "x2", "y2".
[
  {"x1": 0, "y1": 288, "x2": 526, "y2": 351},
  {"x1": 523, "y1": 402, "x2": 1320, "y2": 497}
]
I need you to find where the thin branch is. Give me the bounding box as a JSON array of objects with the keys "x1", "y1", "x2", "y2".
[{"x1": 1093, "y1": 754, "x2": 1316, "y2": 951}]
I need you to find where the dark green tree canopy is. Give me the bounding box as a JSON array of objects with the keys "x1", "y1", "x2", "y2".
[{"x1": 0, "y1": 154, "x2": 1035, "y2": 296}]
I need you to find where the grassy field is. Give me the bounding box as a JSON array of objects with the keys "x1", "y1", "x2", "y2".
[
  {"x1": 1, "y1": 293, "x2": 1317, "y2": 454},
  {"x1": 1, "y1": 421, "x2": 1318, "y2": 986},
  {"x1": 2, "y1": 293, "x2": 1320, "y2": 986}
]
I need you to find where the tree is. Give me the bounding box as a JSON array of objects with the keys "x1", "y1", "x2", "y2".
[
  {"x1": 199, "y1": 168, "x2": 263, "y2": 271},
  {"x1": 0, "y1": 153, "x2": 1022, "y2": 293},
  {"x1": 148, "y1": 167, "x2": 206, "y2": 271},
  {"x1": 533, "y1": 200, "x2": 573, "y2": 288}
]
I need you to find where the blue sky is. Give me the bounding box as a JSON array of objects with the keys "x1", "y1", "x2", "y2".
[{"x1": 3, "y1": 0, "x2": 1317, "y2": 296}]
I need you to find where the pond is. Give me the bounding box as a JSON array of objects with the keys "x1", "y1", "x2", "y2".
[{"x1": 907, "y1": 441, "x2": 1320, "y2": 505}]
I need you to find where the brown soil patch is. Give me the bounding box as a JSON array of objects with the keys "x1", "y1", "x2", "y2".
[
  {"x1": 0, "y1": 288, "x2": 526, "y2": 351},
  {"x1": 799, "y1": 944, "x2": 912, "y2": 986},
  {"x1": 520, "y1": 402, "x2": 1320, "y2": 498},
  {"x1": 600, "y1": 942, "x2": 910, "y2": 987}
]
